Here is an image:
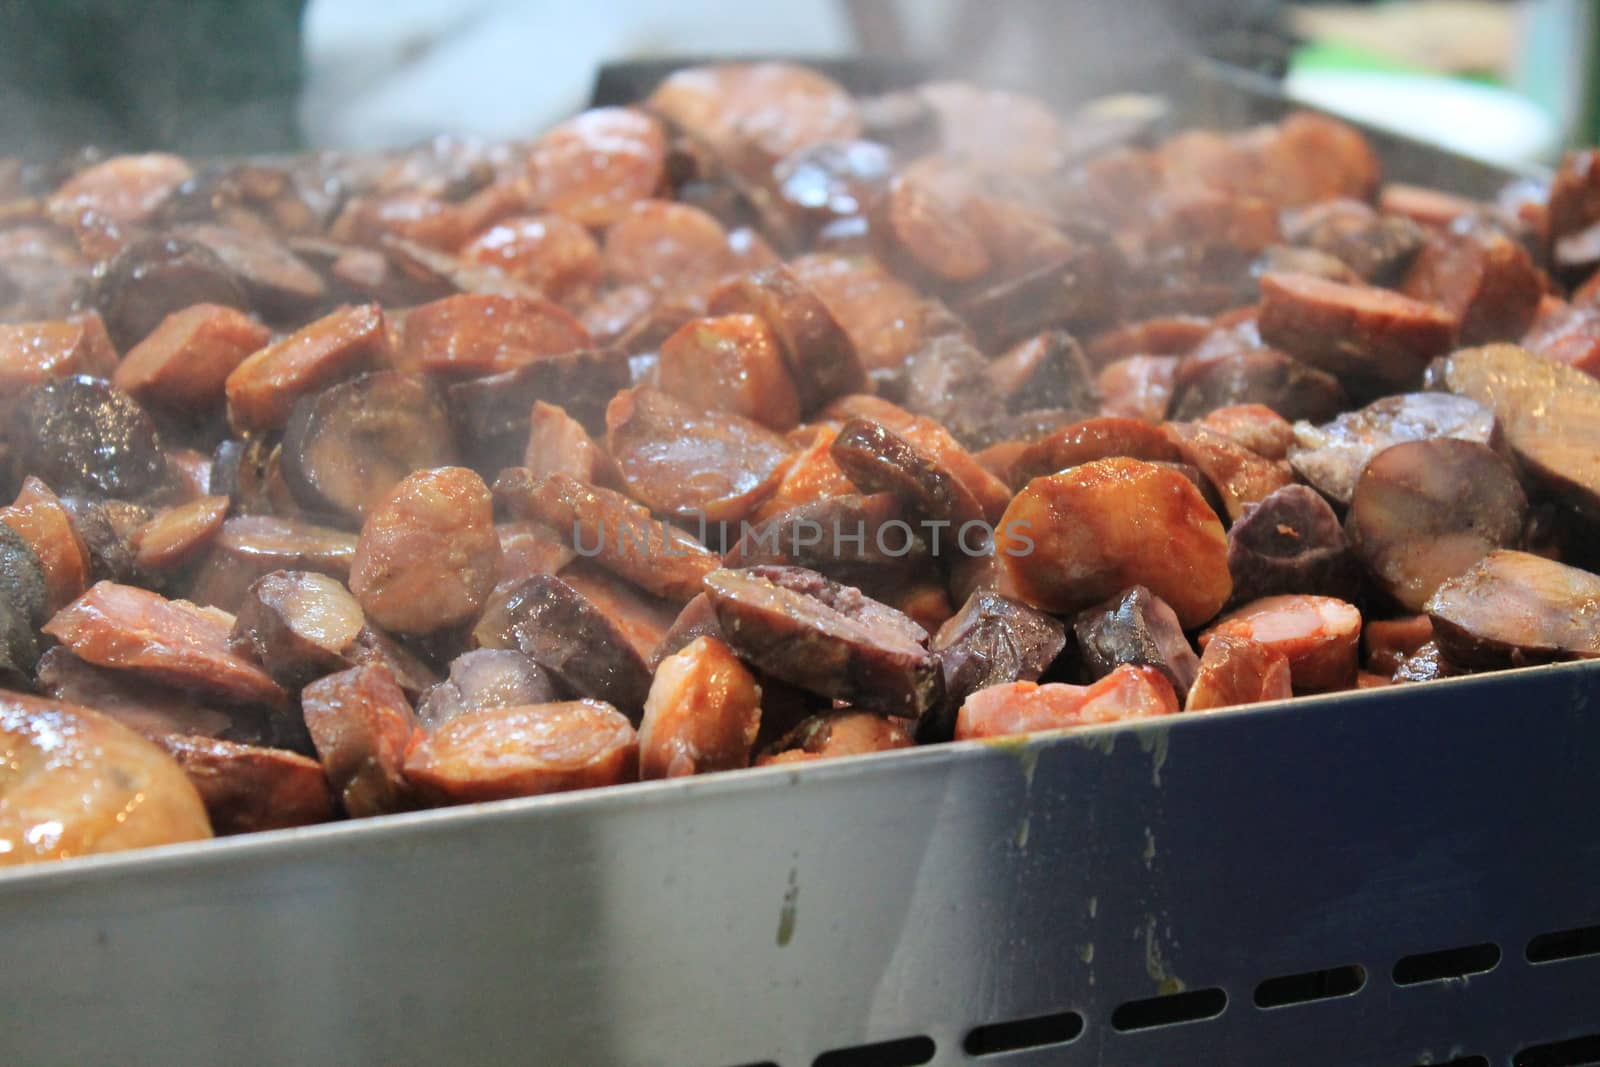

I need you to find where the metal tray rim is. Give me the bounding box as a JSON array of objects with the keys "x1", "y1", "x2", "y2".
[{"x1": 5, "y1": 655, "x2": 1594, "y2": 890}]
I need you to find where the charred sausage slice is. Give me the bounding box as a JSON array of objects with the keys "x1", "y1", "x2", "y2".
[
  {"x1": 1200, "y1": 594, "x2": 1362, "y2": 692},
  {"x1": 1185, "y1": 635, "x2": 1293, "y2": 711},
  {"x1": 301, "y1": 663, "x2": 419, "y2": 818},
  {"x1": 1425, "y1": 550, "x2": 1600, "y2": 666},
  {"x1": 639, "y1": 635, "x2": 762, "y2": 778}
]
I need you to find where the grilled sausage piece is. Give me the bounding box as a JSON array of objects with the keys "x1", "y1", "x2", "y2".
[
  {"x1": 1170, "y1": 346, "x2": 1347, "y2": 424},
  {"x1": 1185, "y1": 635, "x2": 1293, "y2": 712},
  {"x1": 1431, "y1": 344, "x2": 1600, "y2": 518},
  {"x1": 1160, "y1": 421, "x2": 1293, "y2": 524},
  {"x1": 460, "y1": 214, "x2": 603, "y2": 307},
  {"x1": 997, "y1": 458, "x2": 1231, "y2": 628},
  {"x1": 44, "y1": 581, "x2": 287, "y2": 708},
  {"x1": 1, "y1": 476, "x2": 90, "y2": 614},
  {"x1": 10, "y1": 376, "x2": 171, "y2": 500},
  {"x1": 789, "y1": 253, "x2": 929, "y2": 373},
  {"x1": 830, "y1": 417, "x2": 987, "y2": 528},
  {"x1": 639, "y1": 636, "x2": 762, "y2": 778},
  {"x1": 704, "y1": 565, "x2": 941, "y2": 719},
  {"x1": 656, "y1": 313, "x2": 802, "y2": 431},
  {"x1": 1197, "y1": 404, "x2": 1295, "y2": 461},
  {"x1": 708, "y1": 264, "x2": 867, "y2": 411},
  {"x1": 479, "y1": 573, "x2": 654, "y2": 721},
  {"x1": 350, "y1": 467, "x2": 499, "y2": 635},
  {"x1": 1401, "y1": 223, "x2": 1541, "y2": 344},
  {"x1": 0, "y1": 313, "x2": 118, "y2": 397},
  {"x1": 1258, "y1": 272, "x2": 1457, "y2": 390},
  {"x1": 606, "y1": 387, "x2": 794, "y2": 523},
  {"x1": 924, "y1": 590, "x2": 1067, "y2": 742},
  {"x1": 158, "y1": 734, "x2": 335, "y2": 835},
  {"x1": 1362, "y1": 615, "x2": 1434, "y2": 676},
  {"x1": 1073, "y1": 586, "x2": 1201, "y2": 700},
  {"x1": 229, "y1": 570, "x2": 367, "y2": 689},
  {"x1": 495, "y1": 470, "x2": 717, "y2": 603},
  {"x1": 1347, "y1": 439, "x2": 1527, "y2": 612},
  {"x1": 1097, "y1": 355, "x2": 1179, "y2": 423},
  {"x1": 403, "y1": 700, "x2": 639, "y2": 805},
  {"x1": 1200, "y1": 594, "x2": 1362, "y2": 692},
  {"x1": 1, "y1": 693, "x2": 212, "y2": 866},
  {"x1": 225, "y1": 303, "x2": 389, "y2": 433},
  {"x1": 1007, "y1": 416, "x2": 1182, "y2": 488},
  {"x1": 1226, "y1": 484, "x2": 1358, "y2": 606},
  {"x1": 301, "y1": 663, "x2": 419, "y2": 818},
  {"x1": 1521, "y1": 300, "x2": 1600, "y2": 378},
  {"x1": 758, "y1": 709, "x2": 916, "y2": 765},
  {"x1": 722, "y1": 492, "x2": 927, "y2": 602},
  {"x1": 130, "y1": 495, "x2": 230, "y2": 573},
  {"x1": 525, "y1": 107, "x2": 667, "y2": 228},
  {"x1": 185, "y1": 515, "x2": 358, "y2": 611},
  {"x1": 416, "y1": 649, "x2": 557, "y2": 731},
  {"x1": 954, "y1": 664, "x2": 1178, "y2": 741},
  {"x1": 400, "y1": 293, "x2": 589, "y2": 377},
  {"x1": 1287, "y1": 392, "x2": 1497, "y2": 507},
  {"x1": 1425, "y1": 550, "x2": 1600, "y2": 666},
  {"x1": 35, "y1": 645, "x2": 239, "y2": 740},
  {"x1": 281, "y1": 371, "x2": 456, "y2": 525},
  {"x1": 91, "y1": 235, "x2": 247, "y2": 350}
]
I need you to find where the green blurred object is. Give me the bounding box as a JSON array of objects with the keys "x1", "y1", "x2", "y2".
[{"x1": 0, "y1": 0, "x2": 306, "y2": 158}]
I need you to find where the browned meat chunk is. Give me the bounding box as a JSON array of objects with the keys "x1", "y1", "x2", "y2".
[
  {"x1": 301, "y1": 663, "x2": 419, "y2": 817},
  {"x1": 1200, "y1": 594, "x2": 1362, "y2": 692},
  {"x1": 656, "y1": 313, "x2": 802, "y2": 431},
  {"x1": 229, "y1": 570, "x2": 367, "y2": 689},
  {"x1": 225, "y1": 303, "x2": 389, "y2": 432},
  {"x1": 954, "y1": 665, "x2": 1178, "y2": 741},
  {"x1": 758, "y1": 709, "x2": 915, "y2": 765},
  {"x1": 1073, "y1": 585, "x2": 1201, "y2": 699},
  {"x1": 1226, "y1": 485, "x2": 1358, "y2": 605},
  {"x1": 639, "y1": 636, "x2": 762, "y2": 778},
  {"x1": 1258, "y1": 272, "x2": 1457, "y2": 389},
  {"x1": 1185, "y1": 635, "x2": 1293, "y2": 711},
  {"x1": 157, "y1": 734, "x2": 335, "y2": 835},
  {"x1": 400, "y1": 293, "x2": 589, "y2": 376},
  {"x1": 1425, "y1": 550, "x2": 1600, "y2": 666},
  {"x1": 416, "y1": 649, "x2": 557, "y2": 731},
  {"x1": 1347, "y1": 439, "x2": 1527, "y2": 612}
]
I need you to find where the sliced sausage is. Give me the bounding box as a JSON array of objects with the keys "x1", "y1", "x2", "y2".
[
  {"x1": 647, "y1": 62, "x2": 861, "y2": 168},
  {"x1": 46, "y1": 152, "x2": 193, "y2": 227},
  {"x1": 707, "y1": 264, "x2": 867, "y2": 411},
  {"x1": 651, "y1": 592, "x2": 722, "y2": 667},
  {"x1": 171, "y1": 222, "x2": 326, "y2": 322},
  {"x1": 1199, "y1": 594, "x2": 1362, "y2": 692},
  {"x1": 1097, "y1": 355, "x2": 1179, "y2": 423},
  {"x1": 704, "y1": 565, "x2": 941, "y2": 719},
  {"x1": 460, "y1": 213, "x2": 603, "y2": 306},
  {"x1": 606, "y1": 387, "x2": 793, "y2": 523},
  {"x1": 91, "y1": 235, "x2": 248, "y2": 349},
  {"x1": 185, "y1": 515, "x2": 357, "y2": 611},
  {"x1": 479, "y1": 573, "x2": 654, "y2": 720},
  {"x1": 445, "y1": 345, "x2": 631, "y2": 474},
  {"x1": 497, "y1": 470, "x2": 716, "y2": 603},
  {"x1": 656, "y1": 313, "x2": 802, "y2": 431},
  {"x1": 758, "y1": 709, "x2": 915, "y2": 765},
  {"x1": 350, "y1": 467, "x2": 499, "y2": 635},
  {"x1": 10, "y1": 376, "x2": 171, "y2": 500},
  {"x1": 228, "y1": 570, "x2": 367, "y2": 689},
  {"x1": 996, "y1": 457, "x2": 1231, "y2": 628},
  {"x1": 36, "y1": 645, "x2": 242, "y2": 741},
  {"x1": 789, "y1": 252, "x2": 930, "y2": 373},
  {"x1": 1347, "y1": 439, "x2": 1527, "y2": 612},
  {"x1": 524, "y1": 401, "x2": 619, "y2": 486},
  {"x1": 603, "y1": 199, "x2": 737, "y2": 302},
  {"x1": 403, "y1": 699, "x2": 639, "y2": 805},
  {"x1": 281, "y1": 371, "x2": 456, "y2": 525},
  {"x1": 954, "y1": 664, "x2": 1178, "y2": 741},
  {"x1": 400, "y1": 293, "x2": 589, "y2": 377},
  {"x1": 525, "y1": 107, "x2": 667, "y2": 227},
  {"x1": 112, "y1": 303, "x2": 270, "y2": 412},
  {"x1": 1227, "y1": 484, "x2": 1359, "y2": 606},
  {"x1": 225, "y1": 303, "x2": 390, "y2": 433},
  {"x1": 1424, "y1": 549, "x2": 1600, "y2": 666},
  {"x1": 0, "y1": 693, "x2": 211, "y2": 866},
  {"x1": 831, "y1": 417, "x2": 986, "y2": 528},
  {"x1": 1073, "y1": 585, "x2": 1201, "y2": 699},
  {"x1": 882, "y1": 169, "x2": 991, "y2": 283},
  {"x1": 1431, "y1": 344, "x2": 1600, "y2": 517},
  {"x1": 745, "y1": 424, "x2": 855, "y2": 525},
  {"x1": 723, "y1": 492, "x2": 927, "y2": 602},
  {"x1": 1400, "y1": 223, "x2": 1541, "y2": 344},
  {"x1": 156, "y1": 734, "x2": 335, "y2": 835},
  {"x1": 556, "y1": 560, "x2": 680, "y2": 665},
  {"x1": 1185, "y1": 635, "x2": 1293, "y2": 712},
  {"x1": 1280, "y1": 198, "x2": 1424, "y2": 283},
  {"x1": 638, "y1": 636, "x2": 762, "y2": 778},
  {"x1": 986, "y1": 331, "x2": 1099, "y2": 416},
  {"x1": 1362, "y1": 614, "x2": 1434, "y2": 676},
  {"x1": 1258, "y1": 272, "x2": 1457, "y2": 389},
  {"x1": 301, "y1": 663, "x2": 419, "y2": 818},
  {"x1": 1391, "y1": 639, "x2": 1467, "y2": 683},
  {"x1": 1196, "y1": 403, "x2": 1295, "y2": 461},
  {"x1": 924, "y1": 590, "x2": 1067, "y2": 742},
  {"x1": 43, "y1": 581, "x2": 287, "y2": 708},
  {"x1": 0, "y1": 313, "x2": 119, "y2": 397},
  {"x1": 1287, "y1": 391, "x2": 1497, "y2": 507},
  {"x1": 1161, "y1": 421, "x2": 1294, "y2": 524},
  {"x1": 1170, "y1": 346, "x2": 1347, "y2": 423},
  {"x1": 1007, "y1": 416, "x2": 1182, "y2": 488},
  {"x1": 416, "y1": 649, "x2": 557, "y2": 731},
  {"x1": 131, "y1": 495, "x2": 230, "y2": 573},
  {"x1": 0, "y1": 476, "x2": 90, "y2": 614},
  {"x1": 1522, "y1": 300, "x2": 1600, "y2": 378}
]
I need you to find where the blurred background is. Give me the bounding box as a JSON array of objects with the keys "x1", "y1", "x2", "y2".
[{"x1": 0, "y1": 0, "x2": 1594, "y2": 167}]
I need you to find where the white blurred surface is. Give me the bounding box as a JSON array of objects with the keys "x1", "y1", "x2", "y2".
[{"x1": 300, "y1": 0, "x2": 855, "y2": 148}]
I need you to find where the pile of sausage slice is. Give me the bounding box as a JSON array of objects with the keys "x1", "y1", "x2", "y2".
[{"x1": 2, "y1": 62, "x2": 1599, "y2": 865}]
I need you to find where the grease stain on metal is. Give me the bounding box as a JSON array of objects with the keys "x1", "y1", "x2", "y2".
[
  {"x1": 776, "y1": 866, "x2": 799, "y2": 947},
  {"x1": 1078, "y1": 942, "x2": 1095, "y2": 964},
  {"x1": 1088, "y1": 895, "x2": 1098, "y2": 918},
  {"x1": 1142, "y1": 827, "x2": 1157, "y2": 870},
  {"x1": 1143, "y1": 915, "x2": 1185, "y2": 994},
  {"x1": 1138, "y1": 726, "x2": 1171, "y2": 787}
]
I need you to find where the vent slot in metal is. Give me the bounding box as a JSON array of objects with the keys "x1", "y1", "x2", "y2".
[
  {"x1": 1254, "y1": 964, "x2": 1365, "y2": 1008},
  {"x1": 813, "y1": 1036, "x2": 935, "y2": 1067},
  {"x1": 1392, "y1": 942, "x2": 1501, "y2": 986},
  {"x1": 1404, "y1": 1057, "x2": 1488, "y2": 1067},
  {"x1": 964, "y1": 1010, "x2": 1084, "y2": 1056},
  {"x1": 1528, "y1": 924, "x2": 1600, "y2": 965},
  {"x1": 1111, "y1": 988, "x2": 1227, "y2": 1032},
  {"x1": 1514, "y1": 1033, "x2": 1600, "y2": 1067}
]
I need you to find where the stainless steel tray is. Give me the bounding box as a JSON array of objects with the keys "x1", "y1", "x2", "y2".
[{"x1": 2, "y1": 60, "x2": 1594, "y2": 1067}]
